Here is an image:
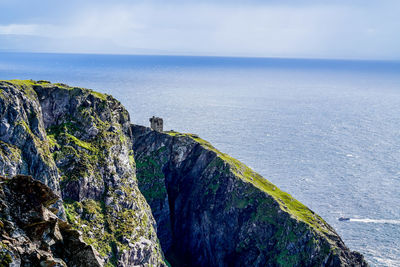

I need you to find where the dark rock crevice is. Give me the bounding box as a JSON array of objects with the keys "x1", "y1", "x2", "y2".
[
  {"x1": 0, "y1": 80, "x2": 167, "y2": 266},
  {"x1": 132, "y1": 127, "x2": 368, "y2": 267},
  {"x1": 0, "y1": 175, "x2": 103, "y2": 266},
  {"x1": 0, "y1": 80, "x2": 368, "y2": 266}
]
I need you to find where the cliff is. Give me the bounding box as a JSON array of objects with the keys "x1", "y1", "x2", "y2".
[
  {"x1": 132, "y1": 126, "x2": 367, "y2": 266},
  {"x1": 0, "y1": 80, "x2": 166, "y2": 266},
  {"x1": 0, "y1": 80, "x2": 367, "y2": 267}
]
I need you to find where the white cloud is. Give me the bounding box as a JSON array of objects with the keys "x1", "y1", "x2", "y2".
[
  {"x1": 0, "y1": 24, "x2": 40, "y2": 35},
  {"x1": 0, "y1": 1, "x2": 399, "y2": 59}
]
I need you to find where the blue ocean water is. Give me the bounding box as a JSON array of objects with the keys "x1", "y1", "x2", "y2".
[{"x1": 1, "y1": 52, "x2": 400, "y2": 266}]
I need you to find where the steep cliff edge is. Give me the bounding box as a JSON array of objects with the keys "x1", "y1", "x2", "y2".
[
  {"x1": 0, "y1": 80, "x2": 367, "y2": 267},
  {"x1": 0, "y1": 80, "x2": 166, "y2": 266},
  {"x1": 0, "y1": 80, "x2": 63, "y2": 215},
  {"x1": 132, "y1": 126, "x2": 368, "y2": 267}
]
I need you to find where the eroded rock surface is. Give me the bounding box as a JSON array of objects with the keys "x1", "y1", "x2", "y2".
[
  {"x1": 0, "y1": 81, "x2": 63, "y2": 215},
  {"x1": 132, "y1": 126, "x2": 368, "y2": 267},
  {"x1": 0, "y1": 80, "x2": 166, "y2": 266},
  {"x1": 0, "y1": 175, "x2": 103, "y2": 267},
  {"x1": 0, "y1": 80, "x2": 368, "y2": 267}
]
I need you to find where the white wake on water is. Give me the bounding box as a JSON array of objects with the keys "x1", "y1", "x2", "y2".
[{"x1": 349, "y1": 218, "x2": 400, "y2": 225}]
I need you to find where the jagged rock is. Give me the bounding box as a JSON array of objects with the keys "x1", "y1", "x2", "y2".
[
  {"x1": 0, "y1": 175, "x2": 103, "y2": 267},
  {"x1": 0, "y1": 80, "x2": 368, "y2": 267},
  {"x1": 0, "y1": 80, "x2": 166, "y2": 266},
  {"x1": 0, "y1": 81, "x2": 63, "y2": 216},
  {"x1": 132, "y1": 126, "x2": 368, "y2": 267},
  {"x1": 32, "y1": 82, "x2": 165, "y2": 266}
]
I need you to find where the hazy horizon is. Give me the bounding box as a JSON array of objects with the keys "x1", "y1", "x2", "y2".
[
  {"x1": 2, "y1": 50, "x2": 400, "y2": 63},
  {"x1": 1, "y1": 0, "x2": 399, "y2": 60}
]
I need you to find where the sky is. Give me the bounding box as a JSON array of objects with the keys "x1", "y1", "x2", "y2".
[{"x1": 0, "y1": 0, "x2": 399, "y2": 60}]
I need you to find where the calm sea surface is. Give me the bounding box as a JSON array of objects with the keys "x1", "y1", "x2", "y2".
[{"x1": 1, "y1": 52, "x2": 400, "y2": 266}]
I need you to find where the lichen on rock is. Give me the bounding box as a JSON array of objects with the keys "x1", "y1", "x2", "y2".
[
  {"x1": 0, "y1": 80, "x2": 166, "y2": 267},
  {"x1": 0, "y1": 81, "x2": 60, "y2": 193},
  {"x1": 0, "y1": 80, "x2": 368, "y2": 267}
]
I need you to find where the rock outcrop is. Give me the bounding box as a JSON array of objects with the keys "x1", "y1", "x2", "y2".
[
  {"x1": 0, "y1": 175, "x2": 103, "y2": 266},
  {"x1": 0, "y1": 80, "x2": 63, "y2": 216},
  {"x1": 0, "y1": 80, "x2": 368, "y2": 267},
  {"x1": 0, "y1": 80, "x2": 166, "y2": 266},
  {"x1": 132, "y1": 126, "x2": 368, "y2": 267}
]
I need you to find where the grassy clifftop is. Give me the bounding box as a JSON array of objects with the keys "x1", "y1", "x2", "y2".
[
  {"x1": 166, "y1": 131, "x2": 331, "y2": 234},
  {"x1": 1, "y1": 79, "x2": 109, "y2": 100},
  {"x1": 0, "y1": 80, "x2": 366, "y2": 267},
  {"x1": 134, "y1": 128, "x2": 367, "y2": 266}
]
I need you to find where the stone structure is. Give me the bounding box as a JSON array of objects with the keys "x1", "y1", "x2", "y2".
[{"x1": 150, "y1": 116, "x2": 163, "y2": 132}]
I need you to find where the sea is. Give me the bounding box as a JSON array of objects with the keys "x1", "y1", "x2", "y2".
[{"x1": 1, "y1": 52, "x2": 399, "y2": 266}]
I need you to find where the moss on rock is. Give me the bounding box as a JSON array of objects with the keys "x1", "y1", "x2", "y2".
[
  {"x1": 133, "y1": 128, "x2": 367, "y2": 267},
  {"x1": 0, "y1": 80, "x2": 166, "y2": 267}
]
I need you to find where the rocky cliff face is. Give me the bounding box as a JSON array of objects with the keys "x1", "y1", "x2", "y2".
[
  {"x1": 0, "y1": 175, "x2": 103, "y2": 266},
  {"x1": 0, "y1": 80, "x2": 367, "y2": 267},
  {"x1": 0, "y1": 80, "x2": 63, "y2": 215},
  {"x1": 0, "y1": 80, "x2": 166, "y2": 266},
  {"x1": 132, "y1": 126, "x2": 368, "y2": 267}
]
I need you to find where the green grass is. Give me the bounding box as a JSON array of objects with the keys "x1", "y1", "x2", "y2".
[
  {"x1": 1, "y1": 79, "x2": 166, "y2": 265},
  {"x1": 1, "y1": 80, "x2": 109, "y2": 101},
  {"x1": 16, "y1": 120, "x2": 54, "y2": 166},
  {"x1": 47, "y1": 134, "x2": 59, "y2": 148},
  {"x1": 0, "y1": 250, "x2": 12, "y2": 266},
  {"x1": 136, "y1": 151, "x2": 168, "y2": 203},
  {"x1": 166, "y1": 131, "x2": 331, "y2": 234},
  {"x1": 46, "y1": 122, "x2": 98, "y2": 152},
  {"x1": 0, "y1": 140, "x2": 22, "y2": 165},
  {"x1": 65, "y1": 132, "x2": 98, "y2": 152},
  {"x1": 1, "y1": 79, "x2": 36, "y2": 87},
  {"x1": 63, "y1": 199, "x2": 114, "y2": 258},
  {"x1": 90, "y1": 90, "x2": 108, "y2": 101}
]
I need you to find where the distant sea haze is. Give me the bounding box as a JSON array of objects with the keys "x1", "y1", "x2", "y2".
[{"x1": 1, "y1": 52, "x2": 400, "y2": 266}]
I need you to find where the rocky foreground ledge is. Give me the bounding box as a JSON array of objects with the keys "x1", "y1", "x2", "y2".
[
  {"x1": 0, "y1": 80, "x2": 367, "y2": 266},
  {"x1": 0, "y1": 175, "x2": 103, "y2": 266}
]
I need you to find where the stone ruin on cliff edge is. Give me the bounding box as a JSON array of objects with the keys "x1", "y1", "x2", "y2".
[{"x1": 150, "y1": 116, "x2": 163, "y2": 132}]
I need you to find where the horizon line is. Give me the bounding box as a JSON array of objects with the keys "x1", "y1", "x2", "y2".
[{"x1": 1, "y1": 50, "x2": 400, "y2": 63}]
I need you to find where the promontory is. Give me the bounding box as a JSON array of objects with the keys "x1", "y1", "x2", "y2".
[{"x1": 0, "y1": 80, "x2": 367, "y2": 266}]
